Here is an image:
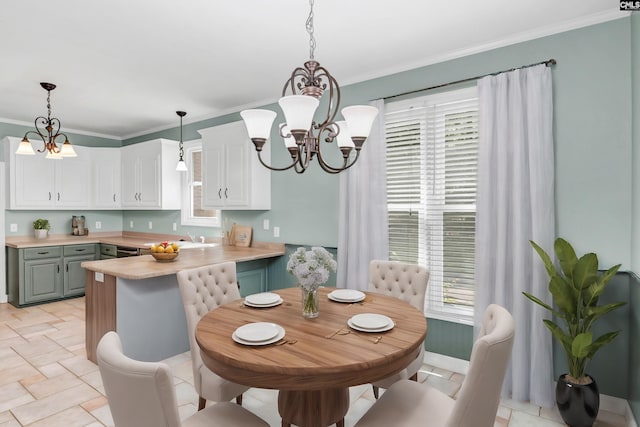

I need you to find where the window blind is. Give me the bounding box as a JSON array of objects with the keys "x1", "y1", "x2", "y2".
[{"x1": 385, "y1": 88, "x2": 478, "y2": 323}]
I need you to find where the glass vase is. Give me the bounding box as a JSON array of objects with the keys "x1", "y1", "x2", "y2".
[{"x1": 301, "y1": 286, "x2": 319, "y2": 318}]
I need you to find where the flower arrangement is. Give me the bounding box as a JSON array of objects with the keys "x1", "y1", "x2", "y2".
[{"x1": 287, "y1": 246, "x2": 337, "y2": 317}]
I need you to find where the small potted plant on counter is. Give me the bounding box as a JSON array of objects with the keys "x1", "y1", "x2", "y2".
[{"x1": 33, "y1": 218, "x2": 51, "y2": 239}]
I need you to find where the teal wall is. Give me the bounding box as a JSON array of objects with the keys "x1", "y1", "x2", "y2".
[
  {"x1": 5, "y1": 211, "x2": 123, "y2": 237},
  {"x1": 2, "y1": 16, "x2": 639, "y2": 411}
]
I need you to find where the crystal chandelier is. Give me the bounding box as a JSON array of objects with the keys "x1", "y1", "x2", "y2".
[
  {"x1": 16, "y1": 82, "x2": 77, "y2": 159},
  {"x1": 240, "y1": 0, "x2": 378, "y2": 174},
  {"x1": 175, "y1": 111, "x2": 188, "y2": 172}
]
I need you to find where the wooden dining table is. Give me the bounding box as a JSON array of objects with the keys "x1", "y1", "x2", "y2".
[{"x1": 195, "y1": 287, "x2": 427, "y2": 427}]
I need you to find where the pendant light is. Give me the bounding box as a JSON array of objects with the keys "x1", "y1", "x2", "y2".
[{"x1": 176, "y1": 111, "x2": 188, "y2": 172}]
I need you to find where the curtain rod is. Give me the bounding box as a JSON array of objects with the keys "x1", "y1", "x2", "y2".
[{"x1": 383, "y1": 58, "x2": 557, "y2": 101}]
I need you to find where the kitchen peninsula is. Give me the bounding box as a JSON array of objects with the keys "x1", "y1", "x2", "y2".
[{"x1": 81, "y1": 242, "x2": 285, "y2": 363}]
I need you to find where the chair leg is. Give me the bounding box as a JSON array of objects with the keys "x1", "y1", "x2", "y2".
[
  {"x1": 198, "y1": 396, "x2": 206, "y2": 411},
  {"x1": 372, "y1": 385, "x2": 380, "y2": 399},
  {"x1": 336, "y1": 419, "x2": 345, "y2": 427},
  {"x1": 281, "y1": 422, "x2": 290, "y2": 427},
  {"x1": 410, "y1": 372, "x2": 418, "y2": 381},
  {"x1": 235, "y1": 394, "x2": 243, "y2": 406}
]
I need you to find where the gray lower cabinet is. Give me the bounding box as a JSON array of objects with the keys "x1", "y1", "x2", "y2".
[
  {"x1": 7, "y1": 243, "x2": 97, "y2": 307},
  {"x1": 236, "y1": 259, "x2": 269, "y2": 297}
]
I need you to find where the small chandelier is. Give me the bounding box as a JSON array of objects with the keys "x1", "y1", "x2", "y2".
[
  {"x1": 175, "y1": 111, "x2": 188, "y2": 172},
  {"x1": 17, "y1": 82, "x2": 77, "y2": 159},
  {"x1": 240, "y1": 0, "x2": 378, "y2": 174}
]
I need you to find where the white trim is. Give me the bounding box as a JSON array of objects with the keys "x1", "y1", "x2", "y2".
[
  {"x1": 0, "y1": 117, "x2": 122, "y2": 140},
  {"x1": 123, "y1": 11, "x2": 629, "y2": 141},
  {"x1": 426, "y1": 350, "x2": 638, "y2": 426},
  {"x1": 0, "y1": 162, "x2": 5, "y2": 304}
]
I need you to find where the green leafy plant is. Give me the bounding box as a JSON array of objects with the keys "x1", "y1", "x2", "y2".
[
  {"x1": 32, "y1": 218, "x2": 51, "y2": 231},
  {"x1": 523, "y1": 238, "x2": 625, "y2": 384}
]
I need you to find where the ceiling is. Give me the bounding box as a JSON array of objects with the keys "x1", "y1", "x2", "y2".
[{"x1": 0, "y1": 0, "x2": 623, "y2": 140}]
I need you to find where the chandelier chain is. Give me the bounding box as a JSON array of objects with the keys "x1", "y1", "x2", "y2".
[
  {"x1": 46, "y1": 90, "x2": 52, "y2": 120},
  {"x1": 306, "y1": 0, "x2": 316, "y2": 59}
]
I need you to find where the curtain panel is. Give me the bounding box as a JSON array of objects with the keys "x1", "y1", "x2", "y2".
[
  {"x1": 475, "y1": 64, "x2": 555, "y2": 406},
  {"x1": 338, "y1": 99, "x2": 388, "y2": 291}
]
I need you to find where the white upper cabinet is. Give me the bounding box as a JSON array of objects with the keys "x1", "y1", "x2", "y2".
[
  {"x1": 4, "y1": 137, "x2": 90, "y2": 209},
  {"x1": 92, "y1": 148, "x2": 121, "y2": 209},
  {"x1": 120, "y1": 139, "x2": 181, "y2": 210},
  {"x1": 199, "y1": 121, "x2": 271, "y2": 210}
]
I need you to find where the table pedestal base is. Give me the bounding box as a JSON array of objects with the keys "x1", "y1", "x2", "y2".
[{"x1": 278, "y1": 387, "x2": 350, "y2": 427}]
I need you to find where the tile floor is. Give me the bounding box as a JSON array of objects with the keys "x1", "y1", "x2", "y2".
[{"x1": 0, "y1": 297, "x2": 629, "y2": 426}]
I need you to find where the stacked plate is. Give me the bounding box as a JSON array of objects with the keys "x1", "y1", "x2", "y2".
[
  {"x1": 348, "y1": 313, "x2": 395, "y2": 333},
  {"x1": 244, "y1": 292, "x2": 283, "y2": 308},
  {"x1": 328, "y1": 289, "x2": 366, "y2": 303},
  {"x1": 232, "y1": 322, "x2": 285, "y2": 346}
]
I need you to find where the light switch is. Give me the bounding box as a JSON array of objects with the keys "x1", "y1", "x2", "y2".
[
  {"x1": 274, "y1": 226, "x2": 280, "y2": 237},
  {"x1": 10, "y1": 224, "x2": 17, "y2": 232},
  {"x1": 263, "y1": 219, "x2": 270, "y2": 230},
  {"x1": 130, "y1": 221, "x2": 134, "y2": 228},
  {"x1": 173, "y1": 222, "x2": 177, "y2": 231},
  {"x1": 148, "y1": 221, "x2": 153, "y2": 230},
  {"x1": 95, "y1": 221, "x2": 102, "y2": 229},
  {"x1": 95, "y1": 272, "x2": 104, "y2": 282}
]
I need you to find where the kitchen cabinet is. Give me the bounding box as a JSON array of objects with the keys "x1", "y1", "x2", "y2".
[
  {"x1": 121, "y1": 139, "x2": 181, "y2": 209},
  {"x1": 7, "y1": 243, "x2": 97, "y2": 306},
  {"x1": 199, "y1": 121, "x2": 271, "y2": 209},
  {"x1": 100, "y1": 244, "x2": 117, "y2": 259},
  {"x1": 3, "y1": 137, "x2": 90, "y2": 209},
  {"x1": 236, "y1": 259, "x2": 269, "y2": 297},
  {"x1": 92, "y1": 148, "x2": 121, "y2": 209}
]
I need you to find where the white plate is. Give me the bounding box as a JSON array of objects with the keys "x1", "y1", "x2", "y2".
[
  {"x1": 245, "y1": 292, "x2": 281, "y2": 306},
  {"x1": 244, "y1": 298, "x2": 283, "y2": 308},
  {"x1": 350, "y1": 313, "x2": 393, "y2": 330},
  {"x1": 234, "y1": 322, "x2": 281, "y2": 342},
  {"x1": 347, "y1": 318, "x2": 395, "y2": 333},
  {"x1": 328, "y1": 289, "x2": 366, "y2": 303},
  {"x1": 232, "y1": 326, "x2": 286, "y2": 346}
]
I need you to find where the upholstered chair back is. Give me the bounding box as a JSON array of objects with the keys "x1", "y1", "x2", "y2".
[
  {"x1": 97, "y1": 331, "x2": 182, "y2": 427},
  {"x1": 368, "y1": 260, "x2": 429, "y2": 311},
  {"x1": 176, "y1": 262, "x2": 241, "y2": 395},
  {"x1": 447, "y1": 304, "x2": 515, "y2": 427}
]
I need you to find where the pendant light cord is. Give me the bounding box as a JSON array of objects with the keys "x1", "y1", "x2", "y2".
[{"x1": 306, "y1": 0, "x2": 316, "y2": 59}]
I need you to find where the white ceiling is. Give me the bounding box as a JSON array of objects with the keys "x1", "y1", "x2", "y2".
[{"x1": 0, "y1": 0, "x2": 624, "y2": 140}]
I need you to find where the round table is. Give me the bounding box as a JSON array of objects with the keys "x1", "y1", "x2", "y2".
[{"x1": 196, "y1": 287, "x2": 427, "y2": 427}]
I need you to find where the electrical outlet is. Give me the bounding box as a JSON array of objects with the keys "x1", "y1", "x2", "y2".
[
  {"x1": 172, "y1": 222, "x2": 177, "y2": 231},
  {"x1": 10, "y1": 224, "x2": 17, "y2": 232},
  {"x1": 263, "y1": 219, "x2": 270, "y2": 230},
  {"x1": 273, "y1": 226, "x2": 280, "y2": 237},
  {"x1": 95, "y1": 221, "x2": 102, "y2": 229},
  {"x1": 148, "y1": 221, "x2": 153, "y2": 230},
  {"x1": 130, "y1": 221, "x2": 134, "y2": 228}
]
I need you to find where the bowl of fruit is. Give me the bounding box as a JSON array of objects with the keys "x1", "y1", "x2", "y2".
[{"x1": 150, "y1": 241, "x2": 180, "y2": 262}]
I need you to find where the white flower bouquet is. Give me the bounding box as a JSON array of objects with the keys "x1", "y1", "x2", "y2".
[{"x1": 287, "y1": 246, "x2": 337, "y2": 317}]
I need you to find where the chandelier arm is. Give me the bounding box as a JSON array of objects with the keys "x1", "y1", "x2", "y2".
[
  {"x1": 49, "y1": 117, "x2": 63, "y2": 136},
  {"x1": 255, "y1": 150, "x2": 300, "y2": 172},
  {"x1": 312, "y1": 67, "x2": 341, "y2": 128},
  {"x1": 315, "y1": 145, "x2": 359, "y2": 173},
  {"x1": 282, "y1": 67, "x2": 312, "y2": 96}
]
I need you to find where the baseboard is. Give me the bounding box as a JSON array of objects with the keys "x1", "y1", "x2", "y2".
[
  {"x1": 423, "y1": 351, "x2": 469, "y2": 375},
  {"x1": 426, "y1": 351, "x2": 637, "y2": 426},
  {"x1": 0, "y1": 294, "x2": 7, "y2": 304}
]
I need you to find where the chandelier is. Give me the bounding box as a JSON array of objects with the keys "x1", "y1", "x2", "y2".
[
  {"x1": 175, "y1": 111, "x2": 188, "y2": 172},
  {"x1": 16, "y1": 82, "x2": 77, "y2": 159},
  {"x1": 240, "y1": 0, "x2": 378, "y2": 174}
]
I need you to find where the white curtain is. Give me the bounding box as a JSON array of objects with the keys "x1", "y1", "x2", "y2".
[
  {"x1": 475, "y1": 64, "x2": 555, "y2": 407},
  {"x1": 337, "y1": 99, "x2": 388, "y2": 291}
]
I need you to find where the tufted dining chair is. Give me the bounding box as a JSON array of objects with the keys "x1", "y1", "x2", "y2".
[
  {"x1": 368, "y1": 260, "x2": 430, "y2": 398},
  {"x1": 354, "y1": 304, "x2": 515, "y2": 427},
  {"x1": 176, "y1": 262, "x2": 249, "y2": 410},
  {"x1": 97, "y1": 331, "x2": 268, "y2": 427}
]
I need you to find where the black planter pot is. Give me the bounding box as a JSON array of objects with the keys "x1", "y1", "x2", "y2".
[{"x1": 555, "y1": 374, "x2": 600, "y2": 427}]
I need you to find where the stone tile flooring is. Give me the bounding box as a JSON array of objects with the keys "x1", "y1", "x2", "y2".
[{"x1": 0, "y1": 297, "x2": 629, "y2": 426}]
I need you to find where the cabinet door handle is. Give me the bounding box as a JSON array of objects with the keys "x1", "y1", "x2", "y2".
[
  {"x1": 139, "y1": 193, "x2": 142, "y2": 201},
  {"x1": 57, "y1": 265, "x2": 60, "y2": 273},
  {"x1": 37, "y1": 251, "x2": 49, "y2": 255},
  {"x1": 57, "y1": 192, "x2": 60, "y2": 201},
  {"x1": 113, "y1": 194, "x2": 116, "y2": 202},
  {"x1": 49, "y1": 192, "x2": 52, "y2": 201},
  {"x1": 134, "y1": 193, "x2": 138, "y2": 200},
  {"x1": 225, "y1": 188, "x2": 228, "y2": 199},
  {"x1": 75, "y1": 248, "x2": 86, "y2": 252},
  {"x1": 66, "y1": 265, "x2": 69, "y2": 272},
  {"x1": 218, "y1": 188, "x2": 222, "y2": 199}
]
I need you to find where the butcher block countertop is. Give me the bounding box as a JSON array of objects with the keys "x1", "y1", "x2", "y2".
[{"x1": 80, "y1": 242, "x2": 285, "y2": 280}]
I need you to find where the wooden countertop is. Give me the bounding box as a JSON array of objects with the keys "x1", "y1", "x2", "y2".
[
  {"x1": 80, "y1": 242, "x2": 285, "y2": 280},
  {"x1": 6, "y1": 231, "x2": 212, "y2": 249}
]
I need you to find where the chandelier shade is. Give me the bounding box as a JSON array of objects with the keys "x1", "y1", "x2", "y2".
[
  {"x1": 18, "y1": 82, "x2": 77, "y2": 159},
  {"x1": 239, "y1": 0, "x2": 378, "y2": 174}
]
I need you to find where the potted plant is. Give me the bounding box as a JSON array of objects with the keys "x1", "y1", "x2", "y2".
[
  {"x1": 33, "y1": 218, "x2": 51, "y2": 239},
  {"x1": 523, "y1": 238, "x2": 625, "y2": 427}
]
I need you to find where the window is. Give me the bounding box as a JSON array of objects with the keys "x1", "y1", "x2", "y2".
[
  {"x1": 181, "y1": 142, "x2": 220, "y2": 227},
  {"x1": 385, "y1": 87, "x2": 478, "y2": 324}
]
